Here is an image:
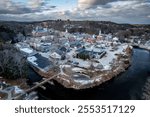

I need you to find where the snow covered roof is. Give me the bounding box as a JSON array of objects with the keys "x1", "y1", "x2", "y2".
[
  {"x1": 113, "y1": 37, "x2": 119, "y2": 41},
  {"x1": 28, "y1": 54, "x2": 53, "y2": 70},
  {"x1": 20, "y1": 48, "x2": 33, "y2": 54},
  {"x1": 27, "y1": 56, "x2": 38, "y2": 66},
  {"x1": 50, "y1": 52, "x2": 61, "y2": 59},
  {"x1": 85, "y1": 47, "x2": 103, "y2": 53}
]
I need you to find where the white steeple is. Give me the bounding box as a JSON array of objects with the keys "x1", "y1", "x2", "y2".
[
  {"x1": 65, "y1": 29, "x2": 68, "y2": 33},
  {"x1": 99, "y1": 30, "x2": 101, "y2": 36}
]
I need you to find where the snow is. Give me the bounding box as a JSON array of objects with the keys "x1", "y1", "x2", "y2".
[
  {"x1": 145, "y1": 40, "x2": 150, "y2": 46},
  {"x1": 93, "y1": 63, "x2": 103, "y2": 69},
  {"x1": 98, "y1": 44, "x2": 127, "y2": 70},
  {"x1": 50, "y1": 52, "x2": 61, "y2": 59},
  {"x1": 113, "y1": 37, "x2": 119, "y2": 41},
  {"x1": 20, "y1": 48, "x2": 33, "y2": 54},
  {"x1": 14, "y1": 86, "x2": 25, "y2": 94},
  {"x1": 73, "y1": 74, "x2": 79, "y2": 77},
  {"x1": 98, "y1": 48, "x2": 115, "y2": 67},
  {"x1": 69, "y1": 43, "x2": 129, "y2": 70},
  {"x1": 67, "y1": 48, "x2": 76, "y2": 57},
  {"x1": 104, "y1": 65, "x2": 111, "y2": 70},
  {"x1": 95, "y1": 78, "x2": 102, "y2": 82},
  {"x1": 15, "y1": 43, "x2": 21, "y2": 48},
  {"x1": 60, "y1": 65, "x2": 65, "y2": 75},
  {"x1": 59, "y1": 65, "x2": 70, "y2": 76},
  {"x1": 85, "y1": 45, "x2": 103, "y2": 53},
  {"x1": 39, "y1": 52, "x2": 50, "y2": 59},
  {"x1": 72, "y1": 67, "x2": 85, "y2": 72},
  {"x1": 41, "y1": 36, "x2": 46, "y2": 40},
  {"x1": 62, "y1": 65, "x2": 71, "y2": 68},
  {"x1": 72, "y1": 58, "x2": 91, "y2": 68},
  {"x1": 144, "y1": 41, "x2": 150, "y2": 50},
  {"x1": 27, "y1": 56, "x2": 38, "y2": 66},
  {"x1": 74, "y1": 79, "x2": 94, "y2": 85},
  {"x1": 122, "y1": 44, "x2": 128, "y2": 50}
]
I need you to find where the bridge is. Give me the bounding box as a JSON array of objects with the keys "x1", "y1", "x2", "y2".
[{"x1": 13, "y1": 73, "x2": 60, "y2": 100}]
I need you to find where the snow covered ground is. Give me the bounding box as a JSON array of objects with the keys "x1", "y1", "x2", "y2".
[
  {"x1": 72, "y1": 58, "x2": 91, "y2": 69},
  {"x1": 72, "y1": 67, "x2": 85, "y2": 72},
  {"x1": 59, "y1": 65, "x2": 71, "y2": 76},
  {"x1": 74, "y1": 79, "x2": 94, "y2": 85},
  {"x1": 98, "y1": 44, "x2": 127, "y2": 70}
]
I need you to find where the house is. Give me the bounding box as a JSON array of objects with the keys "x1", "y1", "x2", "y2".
[
  {"x1": 76, "y1": 47, "x2": 105, "y2": 60},
  {"x1": 56, "y1": 49, "x2": 67, "y2": 60},
  {"x1": 32, "y1": 26, "x2": 49, "y2": 37},
  {"x1": 20, "y1": 47, "x2": 36, "y2": 57},
  {"x1": 69, "y1": 37, "x2": 76, "y2": 42},
  {"x1": 105, "y1": 34, "x2": 113, "y2": 41},
  {"x1": 85, "y1": 38, "x2": 95, "y2": 43},
  {"x1": 28, "y1": 53, "x2": 54, "y2": 71},
  {"x1": 70, "y1": 41, "x2": 82, "y2": 48},
  {"x1": 96, "y1": 35, "x2": 104, "y2": 41},
  {"x1": 39, "y1": 43, "x2": 51, "y2": 52},
  {"x1": 59, "y1": 38, "x2": 68, "y2": 45},
  {"x1": 59, "y1": 47, "x2": 67, "y2": 53},
  {"x1": 64, "y1": 42, "x2": 70, "y2": 48},
  {"x1": 113, "y1": 37, "x2": 119, "y2": 42},
  {"x1": 50, "y1": 52, "x2": 61, "y2": 60},
  {"x1": 0, "y1": 85, "x2": 26, "y2": 100}
]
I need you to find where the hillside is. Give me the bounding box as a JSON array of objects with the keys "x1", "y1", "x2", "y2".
[{"x1": 0, "y1": 20, "x2": 150, "y2": 37}]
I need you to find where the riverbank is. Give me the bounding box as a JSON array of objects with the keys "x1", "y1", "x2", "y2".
[
  {"x1": 132, "y1": 44, "x2": 150, "y2": 51},
  {"x1": 54, "y1": 53, "x2": 131, "y2": 89}
]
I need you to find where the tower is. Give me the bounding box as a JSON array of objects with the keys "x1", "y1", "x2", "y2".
[
  {"x1": 65, "y1": 29, "x2": 68, "y2": 33},
  {"x1": 99, "y1": 30, "x2": 101, "y2": 36}
]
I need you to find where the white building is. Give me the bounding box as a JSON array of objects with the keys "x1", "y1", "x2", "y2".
[{"x1": 50, "y1": 52, "x2": 61, "y2": 60}]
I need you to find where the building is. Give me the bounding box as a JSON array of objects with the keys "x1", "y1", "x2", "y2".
[{"x1": 50, "y1": 52, "x2": 61, "y2": 60}]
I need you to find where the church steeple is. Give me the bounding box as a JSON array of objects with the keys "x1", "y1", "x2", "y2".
[
  {"x1": 65, "y1": 29, "x2": 68, "y2": 33},
  {"x1": 99, "y1": 30, "x2": 101, "y2": 36}
]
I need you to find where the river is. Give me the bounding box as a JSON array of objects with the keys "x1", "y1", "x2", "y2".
[{"x1": 28, "y1": 48, "x2": 150, "y2": 100}]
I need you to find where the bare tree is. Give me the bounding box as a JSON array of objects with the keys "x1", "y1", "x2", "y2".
[{"x1": 0, "y1": 44, "x2": 27, "y2": 79}]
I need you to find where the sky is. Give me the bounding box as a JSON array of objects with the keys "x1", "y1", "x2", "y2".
[{"x1": 0, "y1": 0, "x2": 150, "y2": 24}]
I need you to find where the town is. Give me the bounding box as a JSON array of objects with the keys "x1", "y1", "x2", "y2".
[
  {"x1": 0, "y1": 0, "x2": 150, "y2": 101},
  {"x1": 14, "y1": 25, "x2": 132, "y2": 89},
  {"x1": 0, "y1": 21, "x2": 150, "y2": 100}
]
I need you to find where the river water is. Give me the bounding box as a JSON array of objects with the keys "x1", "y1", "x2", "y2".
[{"x1": 28, "y1": 48, "x2": 150, "y2": 100}]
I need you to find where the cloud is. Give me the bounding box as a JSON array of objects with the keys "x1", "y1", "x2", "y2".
[
  {"x1": 0, "y1": 0, "x2": 31, "y2": 14},
  {"x1": 0, "y1": 0, "x2": 149, "y2": 24},
  {"x1": 0, "y1": 0, "x2": 56, "y2": 14},
  {"x1": 28, "y1": 0, "x2": 45, "y2": 9},
  {"x1": 77, "y1": 0, "x2": 149, "y2": 9},
  {"x1": 74, "y1": 0, "x2": 150, "y2": 23},
  {"x1": 78, "y1": 0, "x2": 114, "y2": 9}
]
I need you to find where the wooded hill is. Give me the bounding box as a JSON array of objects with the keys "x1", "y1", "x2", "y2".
[{"x1": 0, "y1": 20, "x2": 150, "y2": 42}]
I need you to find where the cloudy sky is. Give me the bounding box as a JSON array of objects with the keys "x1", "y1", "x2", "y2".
[{"x1": 0, "y1": 0, "x2": 150, "y2": 24}]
